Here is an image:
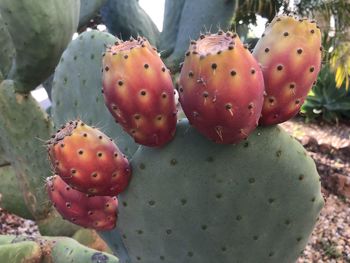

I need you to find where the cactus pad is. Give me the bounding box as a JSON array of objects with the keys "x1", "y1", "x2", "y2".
[
  {"x1": 0, "y1": 235, "x2": 120, "y2": 263},
  {"x1": 0, "y1": 0, "x2": 80, "y2": 92},
  {"x1": 0, "y1": 13, "x2": 14, "y2": 80},
  {"x1": 79, "y1": 0, "x2": 107, "y2": 28},
  {"x1": 101, "y1": 0, "x2": 159, "y2": 46},
  {"x1": 114, "y1": 119, "x2": 324, "y2": 263},
  {"x1": 0, "y1": 80, "x2": 53, "y2": 219}
]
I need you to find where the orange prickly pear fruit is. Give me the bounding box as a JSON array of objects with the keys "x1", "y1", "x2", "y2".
[
  {"x1": 178, "y1": 31, "x2": 265, "y2": 144},
  {"x1": 47, "y1": 120, "x2": 131, "y2": 196},
  {"x1": 253, "y1": 15, "x2": 322, "y2": 125},
  {"x1": 102, "y1": 37, "x2": 177, "y2": 147},
  {"x1": 46, "y1": 175, "x2": 118, "y2": 230}
]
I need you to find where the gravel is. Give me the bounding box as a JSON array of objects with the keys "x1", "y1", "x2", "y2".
[
  {"x1": 0, "y1": 208, "x2": 39, "y2": 237},
  {"x1": 297, "y1": 193, "x2": 350, "y2": 263}
]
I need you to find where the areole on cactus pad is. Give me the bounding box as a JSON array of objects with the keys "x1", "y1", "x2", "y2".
[
  {"x1": 253, "y1": 15, "x2": 322, "y2": 125},
  {"x1": 47, "y1": 120, "x2": 131, "y2": 196},
  {"x1": 102, "y1": 37, "x2": 177, "y2": 147},
  {"x1": 46, "y1": 175, "x2": 118, "y2": 231},
  {"x1": 178, "y1": 31, "x2": 265, "y2": 144}
]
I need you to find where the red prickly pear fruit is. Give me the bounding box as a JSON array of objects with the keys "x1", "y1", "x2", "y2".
[
  {"x1": 253, "y1": 15, "x2": 322, "y2": 125},
  {"x1": 102, "y1": 37, "x2": 177, "y2": 147},
  {"x1": 47, "y1": 120, "x2": 131, "y2": 196},
  {"x1": 46, "y1": 175, "x2": 118, "y2": 231},
  {"x1": 178, "y1": 31, "x2": 265, "y2": 144}
]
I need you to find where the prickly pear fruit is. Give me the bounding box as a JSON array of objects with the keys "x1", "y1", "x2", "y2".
[
  {"x1": 102, "y1": 37, "x2": 177, "y2": 147},
  {"x1": 47, "y1": 120, "x2": 131, "y2": 196},
  {"x1": 253, "y1": 15, "x2": 322, "y2": 125},
  {"x1": 178, "y1": 31, "x2": 265, "y2": 144},
  {"x1": 46, "y1": 175, "x2": 118, "y2": 231}
]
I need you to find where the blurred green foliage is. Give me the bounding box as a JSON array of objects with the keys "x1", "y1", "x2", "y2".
[{"x1": 301, "y1": 66, "x2": 350, "y2": 123}]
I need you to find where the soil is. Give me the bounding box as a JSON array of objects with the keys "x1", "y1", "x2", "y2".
[{"x1": 0, "y1": 117, "x2": 349, "y2": 262}]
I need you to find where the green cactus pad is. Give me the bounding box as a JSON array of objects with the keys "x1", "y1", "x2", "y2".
[
  {"x1": 47, "y1": 237, "x2": 119, "y2": 263},
  {"x1": 162, "y1": 0, "x2": 236, "y2": 71},
  {"x1": 0, "y1": 164, "x2": 33, "y2": 219},
  {"x1": 158, "y1": 0, "x2": 186, "y2": 58},
  {"x1": 0, "y1": 80, "x2": 53, "y2": 219},
  {"x1": 0, "y1": 13, "x2": 15, "y2": 80},
  {"x1": 79, "y1": 0, "x2": 107, "y2": 28},
  {"x1": 114, "y1": 119, "x2": 324, "y2": 263},
  {"x1": 101, "y1": 0, "x2": 159, "y2": 46},
  {"x1": 0, "y1": 241, "x2": 42, "y2": 263},
  {"x1": 51, "y1": 30, "x2": 138, "y2": 157},
  {"x1": 36, "y1": 210, "x2": 79, "y2": 237},
  {"x1": 0, "y1": 235, "x2": 120, "y2": 263},
  {"x1": 0, "y1": 0, "x2": 80, "y2": 93},
  {"x1": 73, "y1": 229, "x2": 112, "y2": 254},
  {"x1": 0, "y1": 143, "x2": 9, "y2": 166}
]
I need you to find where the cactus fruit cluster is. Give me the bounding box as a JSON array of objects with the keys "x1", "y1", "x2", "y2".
[
  {"x1": 43, "y1": 12, "x2": 325, "y2": 263},
  {"x1": 45, "y1": 120, "x2": 131, "y2": 230},
  {"x1": 0, "y1": 0, "x2": 324, "y2": 262}
]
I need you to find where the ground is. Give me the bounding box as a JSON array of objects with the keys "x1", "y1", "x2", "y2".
[{"x1": 0, "y1": 117, "x2": 349, "y2": 262}]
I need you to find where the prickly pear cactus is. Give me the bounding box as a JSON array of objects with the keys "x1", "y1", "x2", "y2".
[
  {"x1": 51, "y1": 30, "x2": 138, "y2": 157},
  {"x1": 111, "y1": 120, "x2": 323, "y2": 263},
  {"x1": 0, "y1": 0, "x2": 80, "y2": 92}
]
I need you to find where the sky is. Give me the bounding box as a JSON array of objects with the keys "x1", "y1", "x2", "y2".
[{"x1": 139, "y1": 0, "x2": 165, "y2": 31}]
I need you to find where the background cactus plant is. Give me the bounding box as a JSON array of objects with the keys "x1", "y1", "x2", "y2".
[
  {"x1": 0, "y1": 0, "x2": 80, "y2": 92},
  {"x1": 79, "y1": 0, "x2": 107, "y2": 28},
  {"x1": 0, "y1": 12, "x2": 14, "y2": 82},
  {"x1": 160, "y1": 0, "x2": 237, "y2": 71},
  {"x1": 101, "y1": 0, "x2": 160, "y2": 46}
]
